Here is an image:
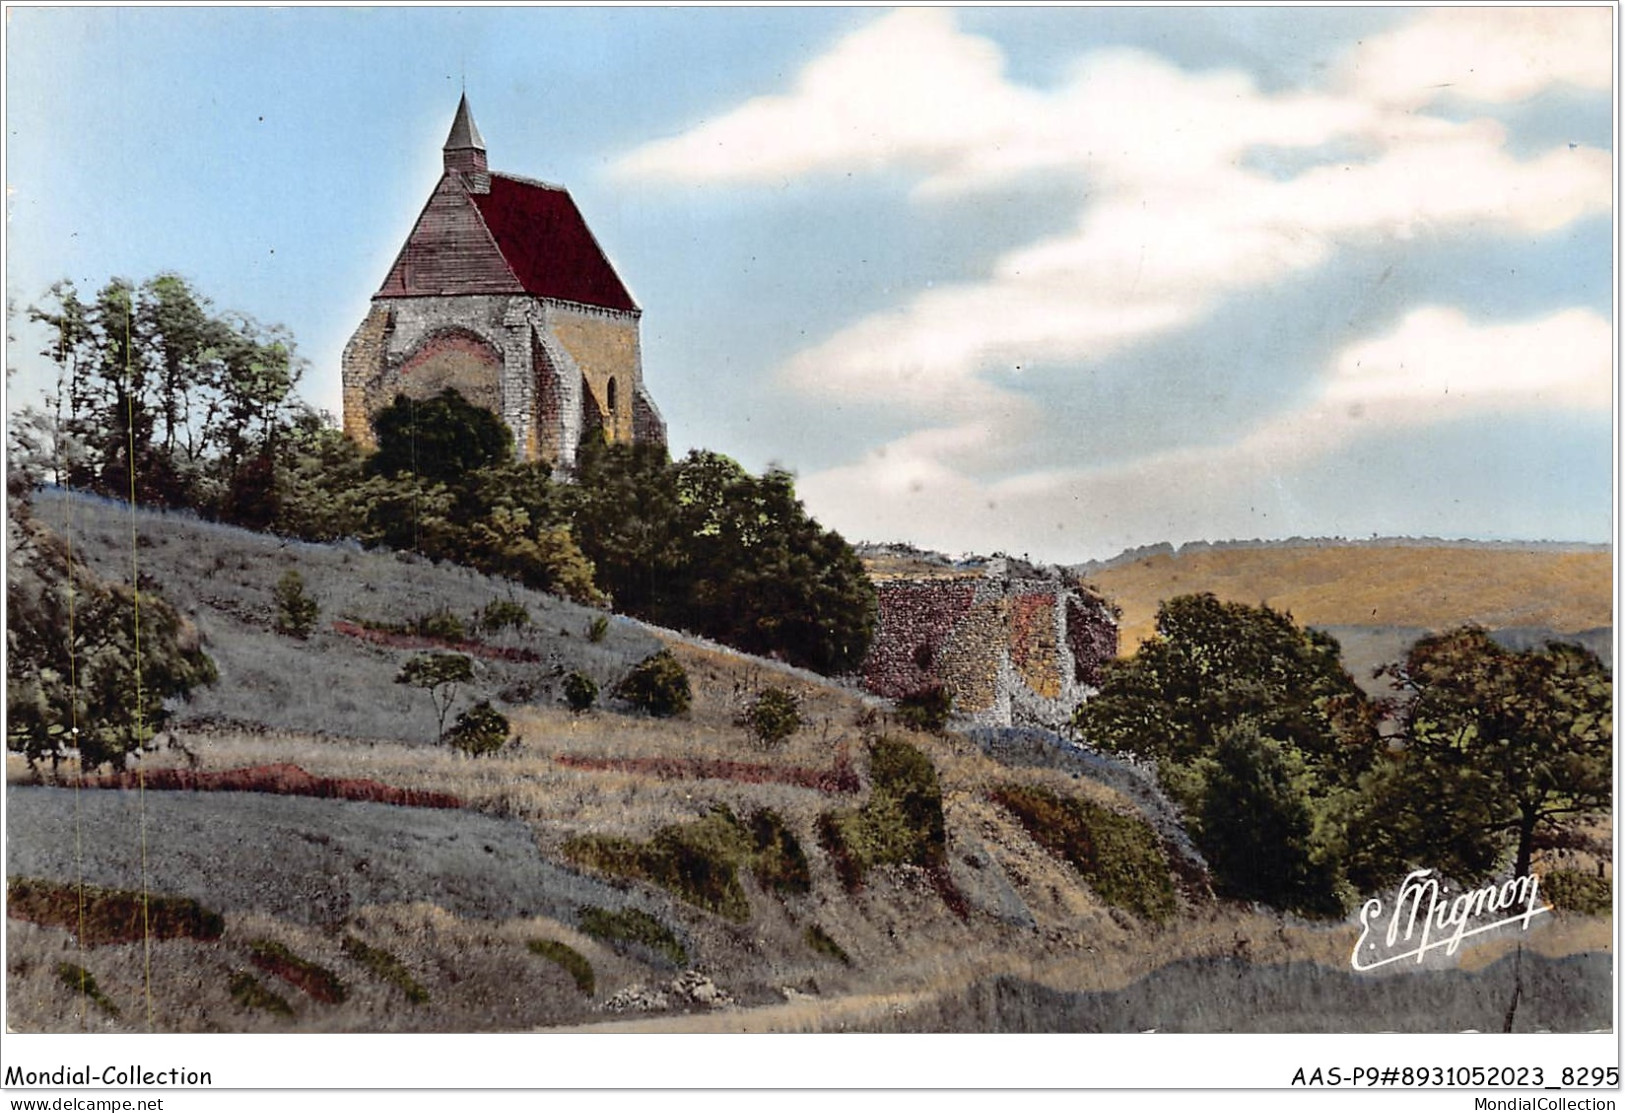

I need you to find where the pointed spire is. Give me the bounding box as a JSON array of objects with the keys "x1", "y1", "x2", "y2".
[
  {"x1": 443, "y1": 92, "x2": 485, "y2": 152},
  {"x1": 443, "y1": 94, "x2": 489, "y2": 194}
]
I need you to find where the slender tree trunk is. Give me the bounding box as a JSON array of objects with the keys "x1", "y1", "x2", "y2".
[{"x1": 1514, "y1": 809, "x2": 1538, "y2": 880}]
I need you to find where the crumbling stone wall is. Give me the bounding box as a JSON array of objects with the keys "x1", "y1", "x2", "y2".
[{"x1": 860, "y1": 553, "x2": 1120, "y2": 730}]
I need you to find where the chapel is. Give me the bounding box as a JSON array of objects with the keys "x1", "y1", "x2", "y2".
[{"x1": 342, "y1": 95, "x2": 665, "y2": 469}]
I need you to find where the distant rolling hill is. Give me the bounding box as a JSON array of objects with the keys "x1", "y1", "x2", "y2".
[{"x1": 1082, "y1": 543, "x2": 1612, "y2": 673}]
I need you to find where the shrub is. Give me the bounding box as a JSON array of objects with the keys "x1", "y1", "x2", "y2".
[
  {"x1": 6, "y1": 878, "x2": 223, "y2": 946},
  {"x1": 896, "y1": 684, "x2": 952, "y2": 734},
  {"x1": 576, "y1": 906, "x2": 688, "y2": 968},
  {"x1": 562, "y1": 671, "x2": 598, "y2": 715},
  {"x1": 527, "y1": 938, "x2": 595, "y2": 995},
  {"x1": 411, "y1": 607, "x2": 467, "y2": 642},
  {"x1": 445, "y1": 700, "x2": 510, "y2": 756},
  {"x1": 817, "y1": 737, "x2": 946, "y2": 889},
  {"x1": 477, "y1": 599, "x2": 530, "y2": 634},
  {"x1": 804, "y1": 924, "x2": 851, "y2": 966},
  {"x1": 1543, "y1": 869, "x2": 1612, "y2": 916},
  {"x1": 272, "y1": 569, "x2": 319, "y2": 638},
  {"x1": 248, "y1": 939, "x2": 346, "y2": 1004},
  {"x1": 739, "y1": 686, "x2": 802, "y2": 748},
  {"x1": 613, "y1": 650, "x2": 691, "y2": 718},
  {"x1": 341, "y1": 936, "x2": 429, "y2": 1004},
  {"x1": 55, "y1": 962, "x2": 119, "y2": 1018},
  {"x1": 228, "y1": 971, "x2": 292, "y2": 1017},
  {"x1": 587, "y1": 615, "x2": 610, "y2": 643},
  {"x1": 565, "y1": 806, "x2": 809, "y2": 922},
  {"x1": 991, "y1": 783, "x2": 1177, "y2": 924}
]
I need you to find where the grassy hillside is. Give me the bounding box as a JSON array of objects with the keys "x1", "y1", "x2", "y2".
[
  {"x1": 1085, "y1": 543, "x2": 1611, "y2": 654},
  {"x1": 5, "y1": 493, "x2": 1611, "y2": 1033}
]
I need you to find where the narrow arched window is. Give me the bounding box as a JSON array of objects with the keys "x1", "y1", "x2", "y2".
[{"x1": 607, "y1": 377, "x2": 619, "y2": 414}]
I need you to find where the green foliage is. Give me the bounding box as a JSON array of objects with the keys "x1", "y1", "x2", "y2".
[
  {"x1": 6, "y1": 878, "x2": 223, "y2": 946},
  {"x1": 991, "y1": 783, "x2": 1177, "y2": 923},
  {"x1": 477, "y1": 599, "x2": 530, "y2": 634},
  {"x1": 1198, "y1": 722, "x2": 1348, "y2": 915},
  {"x1": 562, "y1": 671, "x2": 598, "y2": 715},
  {"x1": 272, "y1": 569, "x2": 319, "y2": 638},
  {"x1": 367, "y1": 389, "x2": 513, "y2": 485},
  {"x1": 572, "y1": 442, "x2": 877, "y2": 675},
  {"x1": 527, "y1": 938, "x2": 595, "y2": 995},
  {"x1": 1542, "y1": 869, "x2": 1612, "y2": 916},
  {"x1": 55, "y1": 962, "x2": 119, "y2": 1018},
  {"x1": 819, "y1": 737, "x2": 946, "y2": 889},
  {"x1": 565, "y1": 806, "x2": 809, "y2": 922},
  {"x1": 410, "y1": 607, "x2": 466, "y2": 642},
  {"x1": 341, "y1": 936, "x2": 429, "y2": 1004},
  {"x1": 1072, "y1": 593, "x2": 1377, "y2": 915},
  {"x1": 587, "y1": 614, "x2": 610, "y2": 643},
  {"x1": 804, "y1": 924, "x2": 852, "y2": 966},
  {"x1": 247, "y1": 939, "x2": 346, "y2": 1004},
  {"x1": 895, "y1": 684, "x2": 952, "y2": 734},
  {"x1": 25, "y1": 273, "x2": 305, "y2": 513},
  {"x1": 445, "y1": 700, "x2": 510, "y2": 757},
  {"x1": 7, "y1": 521, "x2": 217, "y2": 772},
  {"x1": 576, "y1": 906, "x2": 688, "y2": 968},
  {"x1": 739, "y1": 686, "x2": 802, "y2": 748},
  {"x1": 394, "y1": 652, "x2": 474, "y2": 744},
  {"x1": 228, "y1": 972, "x2": 293, "y2": 1017},
  {"x1": 1360, "y1": 627, "x2": 1613, "y2": 887},
  {"x1": 613, "y1": 649, "x2": 691, "y2": 718}
]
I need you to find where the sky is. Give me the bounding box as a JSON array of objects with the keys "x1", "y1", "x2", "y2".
[{"x1": 4, "y1": 6, "x2": 1614, "y2": 563}]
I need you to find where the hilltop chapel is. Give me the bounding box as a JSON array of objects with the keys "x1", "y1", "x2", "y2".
[{"x1": 342, "y1": 95, "x2": 666, "y2": 470}]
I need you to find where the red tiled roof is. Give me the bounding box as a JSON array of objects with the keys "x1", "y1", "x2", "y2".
[{"x1": 471, "y1": 174, "x2": 638, "y2": 313}]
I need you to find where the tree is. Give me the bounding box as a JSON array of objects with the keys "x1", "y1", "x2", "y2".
[
  {"x1": 395, "y1": 653, "x2": 474, "y2": 744},
  {"x1": 272, "y1": 570, "x2": 319, "y2": 639},
  {"x1": 367, "y1": 389, "x2": 512, "y2": 484},
  {"x1": 1073, "y1": 593, "x2": 1378, "y2": 914},
  {"x1": 7, "y1": 522, "x2": 217, "y2": 772},
  {"x1": 25, "y1": 273, "x2": 307, "y2": 516},
  {"x1": 1373, "y1": 626, "x2": 1612, "y2": 883},
  {"x1": 613, "y1": 650, "x2": 691, "y2": 718}
]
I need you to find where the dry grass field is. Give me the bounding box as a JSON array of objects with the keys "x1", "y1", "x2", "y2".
[{"x1": 1087, "y1": 543, "x2": 1611, "y2": 653}]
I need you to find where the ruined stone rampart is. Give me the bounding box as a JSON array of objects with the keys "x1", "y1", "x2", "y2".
[{"x1": 860, "y1": 552, "x2": 1119, "y2": 730}]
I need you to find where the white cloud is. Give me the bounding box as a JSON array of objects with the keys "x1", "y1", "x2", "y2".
[
  {"x1": 798, "y1": 306, "x2": 1614, "y2": 559},
  {"x1": 613, "y1": 9, "x2": 1036, "y2": 185},
  {"x1": 620, "y1": 9, "x2": 1613, "y2": 556},
  {"x1": 1343, "y1": 6, "x2": 1612, "y2": 108},
  {"x1": 620, "y1": 10, "x2": 1609, "y2": 414}
]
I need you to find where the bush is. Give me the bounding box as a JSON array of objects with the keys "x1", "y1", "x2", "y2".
[
  {"x1": 1543, "y1": 869, "x2": 1612, "y2": 916},
  {"x1": 562, "y1": 671, "x2": 598, "y2": 715},
  {"x1": 576, "y1": 906, "x2": 688, "y2": 968},
  {"x1": 341, "y1": 936, "x2": 428, "y2": 1004},
  {"x1": 477, "y1": 599, "x2": 530, "y2": 634},
  {"x1": 896, "y1": 684, "x2": 952, "y2": 734},
  {"x1": 991, "y1": 783, "x2": 1176, "y2": 923},
  {"x1": 565, "y1": 806, "x2": 809, "y2": 921},
  {"x1": 613, "y1": 650, "x2": 691, "y2": 718},
  {"x1": 272, "y1": 569, "x2": 319, "y2": 638},
  {"x1": 411, "y1": 607, "x2": 467, "y2": 642},
  {"x1": 739, "y1": 687, "x2": 802, "y2": 748},
  {"x1": 587, "y1": 615, "x2": 610, "y2": 643},
  {"x1": 527, "y1": 939, "x2": 594, "y2": 995},
  {"x1": 395, "y1": 652, "x2": 474, "y2": 744},
  {"x1": 445, "y1": 700, "x2": 510, "y2": 756}
]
